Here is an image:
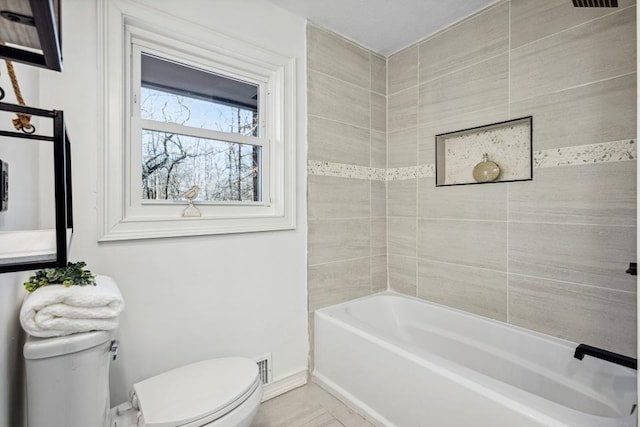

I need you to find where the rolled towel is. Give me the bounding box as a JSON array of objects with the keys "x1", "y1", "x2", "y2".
[{"x1": 20, "y1": 275, "x2": 125, "y2": 337}]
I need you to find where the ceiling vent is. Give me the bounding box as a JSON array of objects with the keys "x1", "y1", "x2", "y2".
[{"x1": 572, "y1": 0, "x2": 618, "y2": 6}]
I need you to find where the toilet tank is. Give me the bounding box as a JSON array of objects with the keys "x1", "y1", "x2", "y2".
[{"x1": 24, "y1": 331, "x2": 115, "y2": 427}]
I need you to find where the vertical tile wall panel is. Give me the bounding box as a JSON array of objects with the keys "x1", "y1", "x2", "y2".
[
  {"x1": 510, "y1": 74, "x2": 636, "y2": 151},
  {"x1": 308, "y1": 258, "x2": 372, "y2": 311},
  {"x1": 510, "y1": 0, "x2": 636, "y2": 50},
  {"x1": 509, "y1": 222, "x2": 637, "y2": 292},
  {"x1": 509, "y1": 274, "x2": 636, "y2": 356},
  {"x1": 307, "y1": 24, "x2": 370, "y2": 89},
  {"x1": 419, "y1": 1, "x2": 509, "y2": 82},
  {"x1": 417, "y1": 259, "x2": 508, "y2": 321},
  {"x1": 509, "y1": 161, "x2": 637, "y2": 226},
  {"x1": 388, "y1": 254, "x2": 417, "y2": 296},
  {"x1": 510, "y1": 7, "x2": 636, "y2": 102},
  {"x1": 419, "y1": 54, "x2": 509, "y2": 124},
  {"x1": 308, "y1": 175, "x2": 370, "y2": 220},
  {"x1": 308, "y1": 70, "x2": 370, "y2": 129},
  {"x1": 388, "y1": 44, "x2": 418, "y2": 95},
  {"x1": 308, "y1": 115, "x2": 371, "y2": 165}
]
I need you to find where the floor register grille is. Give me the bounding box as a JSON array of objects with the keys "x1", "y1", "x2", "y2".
[{"x1": 256, "y1": 354, "x2": 272, "y2": 385}]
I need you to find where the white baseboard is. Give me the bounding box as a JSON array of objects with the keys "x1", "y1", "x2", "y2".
[{"x1": 261, "y1": 369, "x2": 308, "y2": 402}]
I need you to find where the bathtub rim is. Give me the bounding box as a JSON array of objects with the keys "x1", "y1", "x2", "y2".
[
  {"x1": 313, "y1": 291, "x2": 637, "y2": 426},
  {"x1": 316, "y1": 290, "x2": 587, "y2": 351},
  {"x1": 314, "y1": 303, "x2": 573, "y2": 426}
]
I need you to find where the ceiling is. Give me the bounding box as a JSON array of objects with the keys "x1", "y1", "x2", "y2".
[{"x1": 265, "y1": 0, "x2": 498, "y2": 56}]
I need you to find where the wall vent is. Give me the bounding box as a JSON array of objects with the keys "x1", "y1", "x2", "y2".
[
  {"x1": 255, "y1": 354, "x2": 272, "y2": 385},
  {"x1": 572, "y1": 0, "x2": 618, "y2": 7}
]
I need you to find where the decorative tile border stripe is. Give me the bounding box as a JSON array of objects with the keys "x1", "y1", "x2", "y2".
[
  {"x1": 308, "y1": 140, "x2": 636, "y2": 181},
  {"x1": 386, "y1": 164, "x2": 435, "y2": 181},
  {"x1": 534, "y1": 139, "x2": 636, "y2": 169},
  {"x1": 307, "y1": 160, "x2": 385, "y2": 180}
]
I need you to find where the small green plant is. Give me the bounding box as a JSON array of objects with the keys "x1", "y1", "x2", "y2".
[{"x1": 24, "y1": 261, "x2": 96, "y2": 293}]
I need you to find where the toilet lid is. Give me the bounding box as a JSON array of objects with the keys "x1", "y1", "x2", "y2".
[{"x1": 133, "y1": 357, "x2": 260, "y2": 427}]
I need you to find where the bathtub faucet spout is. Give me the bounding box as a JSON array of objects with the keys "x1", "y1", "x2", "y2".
[{"x1": 574, "y1": 344, "x2": 637, "y2": 370}]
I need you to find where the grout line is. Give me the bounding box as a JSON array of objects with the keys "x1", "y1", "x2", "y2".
[
  {"x1": 509, "y1": 3, "x2": 636, "y2": 53},
  {"x1": 307, "y1": 113, "x2": 371, "y2": 133},
  {"x1": 415, "y1": 257, "x2": 507, "y2": 275},
  {"x1": 507, "y1": 0, "x2": 512, "y2": 119},
  {"x1": 506, "y1": 0, "x2": 511, "y2": 325},
  {"x1": 507, "y1": 220, "x2": 636, "y2": 228},
  {"x1": 387, "y1": 51, "x2": 508, "y2": 96},
  {"x1": 412, "y1": 216, "x2": 637, "y2": 228},
  {"x1": 388, "y1": 124, "x2": 419, "y2": 135},
  {"x1": 414, "y1": 42, "x2": 420, "y2": 297},
  {"x1": 385, "y1": 55, "x2": 390, "y2": 292},
  {"x1": 418, "y1": 51, "x2": 508, "y2": 87},
  {"x1": 410, "y1": 217, "x2": 508, "y2": 224},
  {"x1": 510, "y1": 71, "x2": 637, "y2": 105},
  {"x1": 369, "y1": 52, "x2": 374, "y2": 295},
  {"x1": 308, "y1": 255, "x2": 373, "y2": 268},
  {"x1": 506, "y1": 185, "x2": 510, "y2": 324},
  {"x1": 387, "y1": 81, "x2": 420, "y2": 98},
  {"x1": 310, "y1": 216, "x2": 381, "y2": 221},
  {"x1": 309, "y1": 68, "x2": 371, "y2": 93},
  {"x1": 507, "y1": 271, "x2": 637, "y2": 295},
  {"x1": 411, "y1": 258, "x2": 637, "y2": 296}
]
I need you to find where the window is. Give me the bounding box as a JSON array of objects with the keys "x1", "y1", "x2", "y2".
[
  {"x1": 98, "y1": 1, "x2": 296, "y2": 240},
  {"x1": 134, "y1": 50, "x2": 267, "y2": 205}
]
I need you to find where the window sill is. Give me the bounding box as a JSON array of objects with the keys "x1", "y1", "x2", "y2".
[{"x1": 98, "y1": 215, "x2": 295, "y2": 242}]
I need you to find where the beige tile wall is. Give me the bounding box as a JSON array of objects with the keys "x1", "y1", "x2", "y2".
[
  {"x1": 308, "y1": 0, "x2": 636, "y2": 361},
  {"x1": 307, "y1": 24, "x2": 387, "y2": 358},
  {"x1": 387, "y1": 0, "x2": 637, "y2": 356}
]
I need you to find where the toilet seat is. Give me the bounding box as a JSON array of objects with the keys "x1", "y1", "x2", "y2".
[{"x1": 130, "y1": 357, "x2": 261, "y2": 427}]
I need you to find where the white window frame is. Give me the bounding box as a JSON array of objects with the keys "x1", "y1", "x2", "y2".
[
  {"x1": 97, "y1": 0, "x2": 296, "y2": 241},
  {"x1": 129, "y1": 41, "x2": 270, "y2": 211}
]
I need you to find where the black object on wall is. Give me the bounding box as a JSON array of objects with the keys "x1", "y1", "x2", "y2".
[
  {"x1": 572, "y1": 0, "x2": 618, "y2": 7},
  {"x1": 626, "y1": 262, "x2": 637, "y2": 276},
  {"x1": 0, "y1": 102, "x2": 73, "y2": 273},
  {"x1": 0, "y1": 158, "x2": 7, "y2": 211},
  {"x1": 0, "y1": 0, "x2": 62, "y2": 71}
]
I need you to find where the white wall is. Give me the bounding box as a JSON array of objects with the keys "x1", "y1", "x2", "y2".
[
  {"x1": 0, "y1": 63, "x2": 41, "y2": 427},
  {"x1": 0, "y1": 63, "x2": 41, "y2": 231},
  {"x1": 38, "y1": 0, "x2": 308, "y2": 405},
  {"x1": 0, "y1": 272, "x2": 28, "y2": 427}
]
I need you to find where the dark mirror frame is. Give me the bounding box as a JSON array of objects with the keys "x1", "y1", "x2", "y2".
[{"x1": 0, "y1": 103, "x2": 72, "y2": 273}]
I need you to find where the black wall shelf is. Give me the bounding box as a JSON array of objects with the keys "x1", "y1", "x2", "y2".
[
  {"x1": 0, "y1": 0, "x2": 62, "y2": 71},
  {"x1": 0, "y1": 102, "x2": 72, "y2": 273}
]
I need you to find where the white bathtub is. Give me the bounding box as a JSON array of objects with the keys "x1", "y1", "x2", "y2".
[{"x1": 313, "y1": 292, "x2": 637, "y2": 427}]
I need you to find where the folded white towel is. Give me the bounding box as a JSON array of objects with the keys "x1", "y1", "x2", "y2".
[{"x1": 20, "y1": 275, "x2": 125, "y2": 337}]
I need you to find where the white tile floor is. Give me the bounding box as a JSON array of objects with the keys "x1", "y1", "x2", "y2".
[{"x1": 252, "y1": 382, "x2": 375, "y2": 427}]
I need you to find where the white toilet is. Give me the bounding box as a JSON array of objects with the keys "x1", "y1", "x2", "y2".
[{"x1": 23, "y1": 330, "x2": 262, "y2": 427}]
